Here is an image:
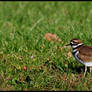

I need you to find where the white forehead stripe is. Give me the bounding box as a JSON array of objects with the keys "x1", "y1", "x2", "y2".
[{"x1": 70, "y1": 42, "x2": 73, "y2": 44}]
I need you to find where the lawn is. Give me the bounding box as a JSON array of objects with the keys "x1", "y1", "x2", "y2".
[{"x1": 0, "y1": 1, "x2": 92, "y2": 91}]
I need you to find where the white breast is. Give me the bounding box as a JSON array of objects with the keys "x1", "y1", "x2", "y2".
[{"x1": 74, "y1": 51, "x2": 92, "y2": 66}]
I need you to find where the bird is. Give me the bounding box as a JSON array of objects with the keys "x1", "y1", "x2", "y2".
[{"x1": 66, "y1": 38, "x2": 92, "y2": 76}]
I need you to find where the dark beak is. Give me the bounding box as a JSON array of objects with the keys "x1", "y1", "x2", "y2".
[{"x1": 65, "y1": 43, "x2": 70, "y2": 46}]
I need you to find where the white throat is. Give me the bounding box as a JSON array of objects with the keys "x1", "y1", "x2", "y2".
[{"x1": 72, "y1": 43, "x2": 83, "y2": 49}]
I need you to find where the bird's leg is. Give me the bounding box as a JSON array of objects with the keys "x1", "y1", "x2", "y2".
[
  {"x1": 84, "y1": 66, "x2": 87, "y2": 77},
  {"x1": 90, "y1": 66, "x2": 92, "y2": 73}
]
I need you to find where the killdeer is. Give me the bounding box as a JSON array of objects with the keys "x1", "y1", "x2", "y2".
[{"x1": 66, "y1": 38, "x2": 92, "y2": 76}]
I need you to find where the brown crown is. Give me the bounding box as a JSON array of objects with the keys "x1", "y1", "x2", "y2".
[{"x1": 71, "y1": 38, "x2": 83, "y2": 44}]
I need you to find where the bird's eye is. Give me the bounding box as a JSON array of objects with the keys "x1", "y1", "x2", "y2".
[
  {"x1": 71, "y1": 41, "x2": 77, "y2": 45},
  {"x1": 73, "y1": 41, "x2": 76, "y2": 43}
]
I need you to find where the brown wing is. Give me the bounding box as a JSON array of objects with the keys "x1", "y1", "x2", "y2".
[{"x1": 77, "y1": 45, "x2": 92, "y2": 62}]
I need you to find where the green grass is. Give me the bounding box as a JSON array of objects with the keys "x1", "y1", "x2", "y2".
[{"x1": 0, "y1": 1, "x2": 92, "y2": 91}]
